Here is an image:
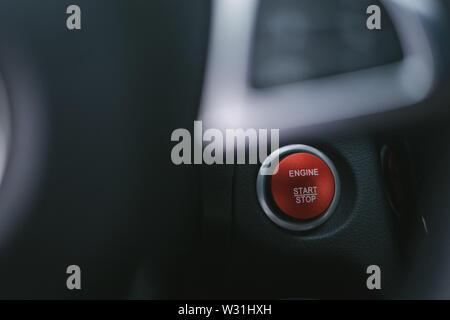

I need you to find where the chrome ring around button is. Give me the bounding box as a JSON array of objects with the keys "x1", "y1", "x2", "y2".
[{"x1": 256, "y1": 144, "x2": 341, "y2": 231}]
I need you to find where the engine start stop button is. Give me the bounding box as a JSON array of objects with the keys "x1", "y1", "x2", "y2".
[
  {"x1": 256, "y1": 145, "x2": 340, "y2": 231},
  {"x1": 271, "y1": 153, "x2": 335, "y2": 220}
]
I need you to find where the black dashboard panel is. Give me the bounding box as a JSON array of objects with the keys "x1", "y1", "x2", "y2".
[{"x1": 230, "y1": 138, "x2": 399, "y2": 299}]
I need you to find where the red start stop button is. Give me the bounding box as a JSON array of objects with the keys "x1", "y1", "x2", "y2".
[
  {"x1": 257, "y1": 145, "x2": 340, "y2": 231},
  {"x1": 271, "y1": 153, "x2": 335, "y2": 220}
]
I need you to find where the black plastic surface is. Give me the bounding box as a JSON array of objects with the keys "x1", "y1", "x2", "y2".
[{"x1": 225, "y1": 138, "x2": 400, "y2": 298}]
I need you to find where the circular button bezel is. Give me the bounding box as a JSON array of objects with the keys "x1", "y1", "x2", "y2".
[{"x1": 256, "y1": 144, "x2": 341, "y2": 231}]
